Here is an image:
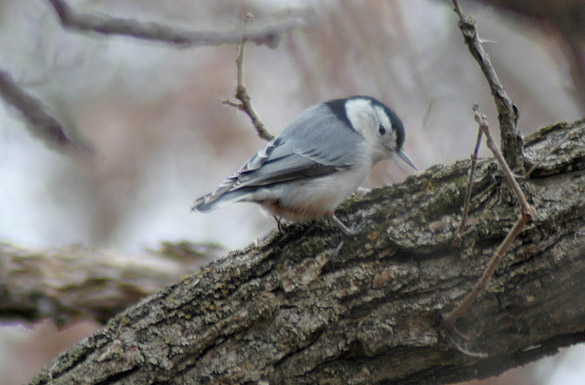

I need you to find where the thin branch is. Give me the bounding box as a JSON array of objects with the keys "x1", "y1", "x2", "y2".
[
  {"x1": 445, "y1": 106, "x2": 536, "y2": 326},
  {"x1": 451, "y1": 0, "x2": 524, "y2": 172},
  {"x1": 446, "y1": 215, "x2": 530, "y2": 324},
  {"x1": 474, "y1": 106, "x2": 535, "y2": 217},
  {"x1": 448, "y1": 1, "x2": 536, "y2": 325},
  {"x1": 0, "y1": 69, "x2": 92, "y2": 154},
  {"x1": 454, "y1": 127, "x2": 484, "y2": 243},
  {"x1": 223, "y1": 14, "x2": 275, "y2": 141},
  {"x1": 47, "y1": 0, "x2": 312, "y2": 48}
]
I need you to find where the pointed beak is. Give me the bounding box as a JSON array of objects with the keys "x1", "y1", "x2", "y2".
[{"x1": 396, "y1": 150, "x2": 417, "y2": 171}]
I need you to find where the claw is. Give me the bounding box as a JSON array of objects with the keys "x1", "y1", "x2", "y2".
[{"x1": 331, "y1": 214, "x2": 366, "y2": 235}]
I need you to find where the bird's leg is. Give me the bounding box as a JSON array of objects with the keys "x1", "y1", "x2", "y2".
[{"x1": 273, "y1": 215, "x2": 287, "y2": 233}]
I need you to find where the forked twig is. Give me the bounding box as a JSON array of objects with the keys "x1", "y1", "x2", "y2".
[
  {"x1": 223, "y1": 14, "x2": 275, "y2": 142},
  {"x1": 445, "y1": 106, "x2": 536, "y2": 325},
  {"x1": 447, "y1": 0, "x2": 536, "y2": 334},
  {"x1": 473, "y1": 106, "x2": 535, "y2": 217}
]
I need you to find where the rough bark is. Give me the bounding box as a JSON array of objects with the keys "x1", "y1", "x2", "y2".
[
  {"x1": 0, "y1": 241, "x2": 217, "y2": 325},
  {"x1": 29, "y1": 120, "x2": 585, "y2": 385}
]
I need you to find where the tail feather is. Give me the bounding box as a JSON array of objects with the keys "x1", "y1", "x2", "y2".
[{"x1": 192, "y1": 190, "x2": 249, "y2": 212}]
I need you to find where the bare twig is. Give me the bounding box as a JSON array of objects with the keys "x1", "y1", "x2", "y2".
[
  {"x1": 451, "y1": 0, "x2": 524, "y2": 172},
  {"x1": 454, "y1": 127, "x2": 484, "y2": 243},
  {"x1": 445, "y1": 215, "x2": 530, "y2": 324},
  {"x1": 0, "y1": 69, "x2": 92, "y2": 154},
  {"x1": 47, "y1": 0, "x2": 311, "y2": 48},
  {"x1": 473, "y1": 106, "x2": 535, "y2": 217},
  {"x1": 448, "y1": 1, "x2": 535, "y2": 324},
  {"x1": 223, "y1": 14, "x2": 275, "y2": 141},
  {"x1": 445, "y1": 106, "x2": 536, "y2": 325}
]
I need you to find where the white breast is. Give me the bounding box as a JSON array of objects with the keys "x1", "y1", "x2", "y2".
[{"x1": 271, "y1": 158, "x2": 373, "y2": 221}]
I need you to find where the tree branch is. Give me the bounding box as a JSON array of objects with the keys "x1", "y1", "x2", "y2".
[
  {"x1": 0, "y1": 241, "x2": 218, "y2": 326},
  {"x1": 0, "y1": 69, "x2": 92, "y2": 154},
  {"x1": 471, "y1": 0, "x2": 585, "y2": 111},
  {"x1": 452, "y1": 0, "x2": 524, "y2": 172},
  {"x1": 446, "y1": 105, "x2": 536, "y2": 326},
  {"x1": 0, "y1": 3, "x2": 310, "y2": 155},
  {"x1": 454, "y1": 122, "x2": 483, "y2": 242},
  {"x1": 27, "y1": 120, "x2": 585, "y2": 385},
  {"x1": 46, "y1": 0, "x2": 312, "y2": 48},
  {"x1": 223, "y1": 15, "x2": 275, "y2": 141}
]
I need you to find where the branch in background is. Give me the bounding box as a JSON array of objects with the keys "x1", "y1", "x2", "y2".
[
  {"x1": 223, "y1": 14, "x2": 275, "y2": 141},
  {"x1": 3, "y1": 2, "x2": 308, "y2": 154},
  {"x1": 451, "y1": 0, "x2": 524, "y2": 172},
  {"x1": 46, "y1": 0, "x2": 312, "y2": 48},
  {"x1": 0, "y1": 241, "x2": 219, "y2": 326},
  {"x1": 0, "y1": 69, "x2": 92, "y2": 155},
  {"x1": 473, "y1": 0, "x2": 585, "y2": 112}
]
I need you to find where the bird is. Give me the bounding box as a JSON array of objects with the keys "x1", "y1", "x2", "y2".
[{"x1": 192, "y1": 96, "x2": 416, "y2": 235}]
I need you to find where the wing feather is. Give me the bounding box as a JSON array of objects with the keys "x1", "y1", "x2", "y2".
[{"x1": 193, "y1": 103, "x2": 364, "y2": 211}]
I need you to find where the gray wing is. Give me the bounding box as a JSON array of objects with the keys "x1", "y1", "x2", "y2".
[{"x1": 193, "y1": 104, "x2": 363, "y2": 211}]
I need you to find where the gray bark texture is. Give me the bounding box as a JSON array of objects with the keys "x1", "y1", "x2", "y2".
[
  {"x1": 29, "y1": 120, "x2": 585, "y2": 385},
  {"x1": 0, "y1": 241, "x2": 217, "y2": 325}
]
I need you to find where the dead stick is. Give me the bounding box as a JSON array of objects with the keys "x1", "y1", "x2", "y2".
[
  {"x1": 474, "y1": 106, "x2": 535, "y2": 217},
  {"x1": 454, "y1": 127, "x2": 484, "y2": 243},
  {"x1": 451, "y1": 0, "x2": 524, "y2": 172},
  {"x1": 223, "y1": 14, "x2": 275, "y2": 142},
  {"x1": 445, "y1": 215, "x2": 529, "y2": 324},
  {"x1": 445, "y1": 106, "x2": 536, "y2": 325}
]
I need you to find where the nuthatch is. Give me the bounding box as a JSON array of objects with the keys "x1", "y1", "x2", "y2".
[{"x1": 192, "y1": 96, "x2": 416, "y2": 234}]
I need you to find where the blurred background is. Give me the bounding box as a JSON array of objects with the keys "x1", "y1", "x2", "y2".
[{"x1": 0, "y1": 0, "x2": 584, "y2": 384}]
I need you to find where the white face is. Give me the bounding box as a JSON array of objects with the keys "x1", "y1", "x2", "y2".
[{"x1": 344, "y1": 98, "x2": 398, "y2": 162}]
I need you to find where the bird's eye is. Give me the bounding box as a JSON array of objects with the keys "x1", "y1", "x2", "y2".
[{"x1": 378, "y1": 125, "x2": 387, "y2": 136}]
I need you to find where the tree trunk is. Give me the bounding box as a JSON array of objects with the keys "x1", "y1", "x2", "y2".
[{"x1": 29, "y1": 120, "x2": 585, "y2": 385}]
